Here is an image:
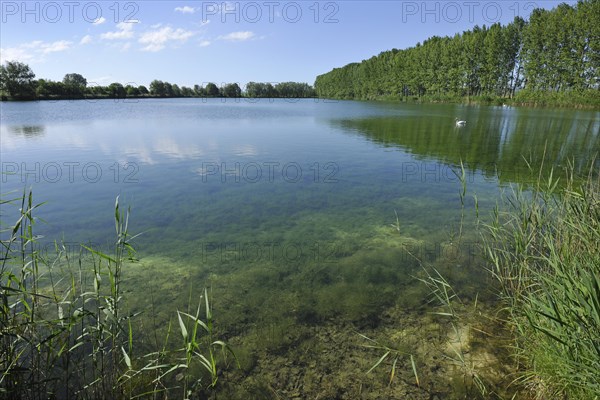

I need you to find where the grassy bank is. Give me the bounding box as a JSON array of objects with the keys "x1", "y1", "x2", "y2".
[{"x1": 482, "y1": 161, "x2": 600, "y2": 398}]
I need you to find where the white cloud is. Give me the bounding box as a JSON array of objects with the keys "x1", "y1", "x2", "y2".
[
  {"x1": 80, "y1": 35, "x2": 93, "y2": 45},
  {"x1": 22, "y1": 41, "x2": 43, "y2": 49},
  {"x1": 199, "y1": 40, "x2": 211, "y2": 47},
  {"x1": 42, "y1": 40, "x2": 72, "y2": 54},
  {"x1": 139, "y1": 26, "x2": 195, "y2": 52},
  {"x1": 92, "y1": 16, "x2": 106, "y2": 25},
  {"x1": 0, "y1": 46, "x2": 35, "y2": 63},
  {"x1": 101, "y1": 22, "x2": 135, "y2": 40},
  {"x1": 175, "y1": 6, "x2": 196, "y2": 14},
  {"x1": 218, "y1": 31, "x2": 255, "y2": 42},
  {"x1": 0, "y1": 40, "x2": 71, "y2": 63}
]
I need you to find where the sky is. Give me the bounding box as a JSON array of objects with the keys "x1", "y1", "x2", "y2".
[{"x1": 0, "y1": 0, "x2": 574, "y2": 88}]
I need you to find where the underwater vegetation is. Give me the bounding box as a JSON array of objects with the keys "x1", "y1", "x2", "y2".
[{"x1": 2, "y1": 156, "x2": 598, "y2": 399}]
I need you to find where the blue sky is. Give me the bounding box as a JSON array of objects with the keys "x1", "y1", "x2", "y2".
[{"x1": 0, "y1": 1, "x2": 572, "y2": 88}]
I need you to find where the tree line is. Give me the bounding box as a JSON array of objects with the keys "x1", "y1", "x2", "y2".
[
  {"x1": 0, "y1": 63, "x2": 316, "y2": 101},
  {"x1": 315, "y1": 0, "x2": 599, "y2": 107}
]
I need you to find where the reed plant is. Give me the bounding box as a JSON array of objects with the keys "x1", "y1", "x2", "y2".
[
  {"x1": 366, "y1": 157, "x2": 599, "y2": 397},
  {"x1": 359, "y1": 332, "x2": 420, "y2": 388},
  {"x1": 482, "y1": 160, "x2": 600, "y2": 398},
  {"x1": 1, "y1": 189, "x2": 235, "y2": 399}
]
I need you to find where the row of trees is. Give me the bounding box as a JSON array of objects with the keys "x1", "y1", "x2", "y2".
[
  {"x1": 0, "y1": 63, "x2": 316, "y2": 100},
  {"x1": 245, "y1": 82, "x2": 315, "y2": 98},
  {"x1": 315, "y1": 0, "x2": 599, "y2": 104}
]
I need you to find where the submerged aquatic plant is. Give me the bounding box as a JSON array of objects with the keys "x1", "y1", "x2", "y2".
[
  {"x1": 359, "y1": 332, "x2": 420, "y2": 387},
  {"x1": 360, "y1": 160, "x2": 492, "y2": 397},
  {"x1": 418, "y1": 267, "x2": 488, "y2": 397}
]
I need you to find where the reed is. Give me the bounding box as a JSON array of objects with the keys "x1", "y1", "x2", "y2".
[
  {"x1": 482, "y1": 159, "x2": 600, "y2": 398},
  {"x1": 0, "y1": 189, "x2": 235, "y2": 399}
]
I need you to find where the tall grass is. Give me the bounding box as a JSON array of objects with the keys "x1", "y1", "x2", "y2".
[
  {"x1": 483, "y1": 160, "x2": 600, "y2": 398},
  {"x1": 0, "y1": 189, "x2": 235, "y2": 399}
]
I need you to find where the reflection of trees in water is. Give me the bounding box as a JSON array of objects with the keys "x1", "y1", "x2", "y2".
[
  {"x1": 9, "y1": 125, "x2": 45, "y2": 138},
  {"x1": 333, "y1": 111, "x2": 600, "y2": 185}
]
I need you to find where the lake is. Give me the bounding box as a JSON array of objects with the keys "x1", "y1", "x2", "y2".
[{"x1": 1, "y1": 98, "x2": 599, "y2": 398}]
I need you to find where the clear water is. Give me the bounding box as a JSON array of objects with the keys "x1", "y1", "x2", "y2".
[{"x1": 1, "y1": 98, "x2": 598, "y2": 395}]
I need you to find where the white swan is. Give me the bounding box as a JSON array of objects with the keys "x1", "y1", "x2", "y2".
[{"x1": 455, "y1": 118, "x2": 466, "y2": 126}]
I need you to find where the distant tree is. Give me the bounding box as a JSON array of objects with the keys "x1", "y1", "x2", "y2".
[
  {"x1": 0, "y1": 61, "x2": 36, "y2": 99},
  {"x1": 193, "y1": 84, "x2": 205, "y2": 96},
  {"x1": 205, "y1": 82, "x2": 220, "y2": 97},
  {"x1": 222, "y1": 83, "x2": 241, "y2": 97},
  {"x1": 245, "y1": 81, "x2": 262, "y2": 97},
  {"x1": 275, "y1": 82, "x2": 315, "y2": 98},
  {"x1": 87, "y1": 85, "x2": 109, "y2": 97},
  {"x1": 264, "y1": 83, "x2": 276, "y2": 97},
  {"x1": 149, "y1": 80, "x2": 166, "y2": 96},
  {"x1": 126, "y1": 85, "x2": 140, "y2": 97},
  {"x1": 36, "y1": 79, "x2": 53, "y2": 99},
  {"x1": 181, "y1": 86, "x2": 194, "y2": 97},
  {"x1": 245, "y1": 81, "x2": 313, "y2": 98},
  {"x1": 138, "y1": 85, "x2": 149, "y2": 95},
  {"x1": 164, "y1": 82, "x2": 174, "y2": 97},
  {"x1": 63, "y1": 73, "x2": 87, "y2": 88},
  {"x1": 245, "y1": 82, "x2": 276, "y2": 97},
  {"x1": 171, "y1": 83, "x2": 182, "y2": 97},
  {"x1": 62, "y1": 73, "x2": 87, "y2": 98},
  {"x1": 108, "y1": 82, "x2": 126, "y2": 98}
]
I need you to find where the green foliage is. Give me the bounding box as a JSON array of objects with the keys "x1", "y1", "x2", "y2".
[
  {"x1": 0, "y1": 61, "x2": 36, "y2": 99},
  {"x1": 273, "y1": 82, "x2": 315, "y2": 98},
  {"x1": 149, "y1": 79, "x2": 166, "y2": 97},
  {"x1": 483, "y1": 162, "x2": 600, "y2": 398},
  {"x1": 108, "y1": 82, "x2": 126, "y2": 98},
  {"x1": 222, "y1": 83, "x2": 242, "y2": 98},
  {"x1": 126, "y1": 85, "x2": 140, "y2": 97},
  {"x1": 315, "y1": 0, "x2": 599, "y2": 107},
  {"x1": 205, "y1": 82, "x2": 220, "y2": 97},
  {"x1": 175, "y1": 288, "x2": 238, "y2": 396},
  {"x1": 62, "y1": 73, "x2": 87, "y2": 98},
  {"x1": 245, "y1": 81, "x2": 276, "y2": 97},
  {"x1": 244, "y1": 81, "x2": 315, "y2": 98},
  {"x1": 1, "y1": 60, "x2": 316, "y2": 101},
  {"x1": 0, "y1": 191, "x2": 235, "y2": 399}
]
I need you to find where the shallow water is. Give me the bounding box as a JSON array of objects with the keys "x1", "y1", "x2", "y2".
[{"x1": 1, "y1": 98, "x2": 598, "y2": 396}]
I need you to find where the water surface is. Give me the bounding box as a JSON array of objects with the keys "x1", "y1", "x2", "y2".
[{"x1": 1, "y1": 98, "x2": 598, "y2": 396}]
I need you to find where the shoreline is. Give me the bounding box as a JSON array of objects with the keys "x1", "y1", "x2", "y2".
[
  {"x1": 2, "y1": 95, "x2": 598, "y2": 111},
  {"x1": 317, "y1": 94, "x2": 600, "y2": 110}
]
